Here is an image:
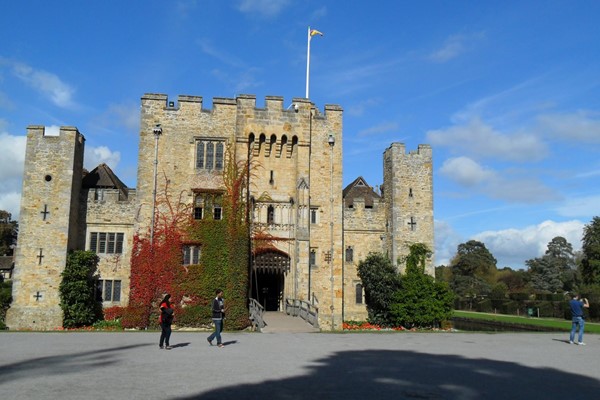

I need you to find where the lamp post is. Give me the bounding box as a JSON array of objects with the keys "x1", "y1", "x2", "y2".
[
  {"x1": 328, "y1": 133, "x2": 335, "y2": 328},
  {"x1": 150, "y1": 124, "x2": 162, "y2": 246}
]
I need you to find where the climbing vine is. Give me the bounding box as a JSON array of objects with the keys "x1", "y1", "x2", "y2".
[{"x1": 125, "y1": 146, "x2": 252, "y2": 330}]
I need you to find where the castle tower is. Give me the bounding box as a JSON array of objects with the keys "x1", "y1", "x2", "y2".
[
  {"x1": 6, "y1": 126, "x2": 85, "y2": 330},
  {"x1": 136, "y1": 93, "x2": 344, "y2": 329},
  {"x1": 383, "y1": 143, "x2": 434, "y2": 275}
]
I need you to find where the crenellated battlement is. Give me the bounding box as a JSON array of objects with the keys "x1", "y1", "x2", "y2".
[
  {"x1": 384, "y1": 142, "x2": 432, "y2": 158},
  {"x1": 140, "y1": 93, "x2": 342, "y2": 119},
  {"x1": 27, "y1": 125, "x2": 85, "y2": 144}
]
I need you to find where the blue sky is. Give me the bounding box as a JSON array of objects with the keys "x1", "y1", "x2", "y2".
[{"x1": 1, "y1": 1, "x2": 599, "y2": 269}]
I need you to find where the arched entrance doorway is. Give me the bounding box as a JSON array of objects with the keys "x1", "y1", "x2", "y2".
[{"x1": 251, "y1": 249, "x2": 290, "y2": 311}]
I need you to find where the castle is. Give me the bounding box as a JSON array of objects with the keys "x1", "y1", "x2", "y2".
[{"x1": 6, "y1": 93, "x2": 433, "y2": 330}]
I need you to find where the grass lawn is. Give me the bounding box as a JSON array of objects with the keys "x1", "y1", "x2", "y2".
[{"x1": 454, "y1": 310, "x2": 600, "y2": 334}]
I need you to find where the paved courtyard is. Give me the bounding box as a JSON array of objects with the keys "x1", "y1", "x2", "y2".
[{"x1": 0, "y1": 330, "x2": 599, "y2": 399}]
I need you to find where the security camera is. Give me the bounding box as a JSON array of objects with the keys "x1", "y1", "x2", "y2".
[{"x1": 293, "y1": 103, "x2": 299, "y2": 113}]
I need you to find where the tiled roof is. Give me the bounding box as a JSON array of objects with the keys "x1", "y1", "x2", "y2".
[
  {"x1": 82, "y1": 163, "x2": 128, "y2": 196},
  {"x1": 342, "y1": 176, "x2": 380, "y2": 207}
]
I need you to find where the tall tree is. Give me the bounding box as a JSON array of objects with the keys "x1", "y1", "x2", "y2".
[
  {"x1": 450, "y1": 240, "x2": 496, "y2": 297},
  {"x1": 527, "y1": 236, "x2": 576, "y2": 293},
  {"x1": 357, "y1": 252, "x2": 399, "y2": 326},
  {"x1": 0, "y1": 210, "x2": 18, "y2": 256},
  {"x1": 581, "y1": 217, "x2": 600, "y2": 285},
  {"x1": 391, "y1": 244, "x2": 454, "y2": 328}
]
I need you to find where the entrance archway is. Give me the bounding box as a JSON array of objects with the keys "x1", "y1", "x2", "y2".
[{"x1": 252, "y1": 249, "x2": 290, "y2": 311}]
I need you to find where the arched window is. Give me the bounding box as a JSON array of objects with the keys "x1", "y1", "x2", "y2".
[
  {"x1": 355, "y1": 283, "x2": 363, "y2": 304},
  {"x1": 345, "y1": 246, "x2": 354, "y2": 262}
]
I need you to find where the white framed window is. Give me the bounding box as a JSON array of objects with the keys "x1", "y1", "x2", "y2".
[{"x1": 183, "y1": 245, "x2": 201, "y2": 265}]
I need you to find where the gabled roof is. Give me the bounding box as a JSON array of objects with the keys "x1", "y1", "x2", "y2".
[
  {"x1": 82, "y1": 163, "x2": 128, "y2": 191},
  {"x1": 343, "y1": 176, "x2": 380, "y2": 207}
]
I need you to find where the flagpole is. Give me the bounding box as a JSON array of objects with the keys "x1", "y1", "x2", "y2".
[{"x1": 306, "y1": 26, "x2": 311, "y2": 99}]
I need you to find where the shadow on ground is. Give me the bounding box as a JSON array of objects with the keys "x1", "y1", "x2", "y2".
[
  {"x1": 0, "y1": 343, "x2": 151, "y2": 384},
  {"x1": 174, "y1": 349, "x2": 600, "y2": 400}
]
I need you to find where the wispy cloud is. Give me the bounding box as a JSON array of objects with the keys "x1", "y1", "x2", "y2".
[
  {"x1": 428, "y1": 32, "x2": 485, "y2": 63},
  {"x1": 427, "y1": 117, "x2": 548, "y2": 162},
  {"x1": 236, "y1": 0, "x2": 291, "y2": 18},
  {"x1": 440, "y1": 156, "x2": 559, "y2": 203},
  {"x1": 6, "y1": 60, "x2": 76, "y2": 108},
  {"x1": 555, "y1": 194, "x2": 600, "y2": 218},
  {"x1": 357, "y1": 122, "x2": 399, "y2": 137},
  {"x1": 537, "y1": 110, "x2": 600, "y2": 143},
  {"x1": 197, "y1": 39, "x2": 245, "y2": 68}
]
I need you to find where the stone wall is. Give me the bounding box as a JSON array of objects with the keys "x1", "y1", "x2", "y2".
[{"x1": 6, "y1": 126, "x2": 85, "y2": 330}]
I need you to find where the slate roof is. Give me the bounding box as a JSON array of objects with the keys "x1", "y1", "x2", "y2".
[
  {"x1": 82, "y1": 163, "x2": 128, "y2": 197},
  {"x1": 342, "y1": 176, "x2": 381, "y2": 207}
]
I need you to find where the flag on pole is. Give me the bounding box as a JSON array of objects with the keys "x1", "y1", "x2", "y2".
[{"x1": 306, "y1": 27, "x2": 324, "y2": 98}]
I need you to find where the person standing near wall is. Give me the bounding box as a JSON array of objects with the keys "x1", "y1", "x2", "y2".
[
  {"x1": 207, "y1": 289, "x2": 225, "y2": 348},
  {"x1": 569, "y1": 294, "x2": 589, "y2": 345},
  {"x1": 159, "y1": 294, "x2": 174, "y2": 349}
]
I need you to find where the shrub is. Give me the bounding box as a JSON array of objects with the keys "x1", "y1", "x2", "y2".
[
  {"x1": 476, "y1": 298, "x2": 493, "y2": 313},
  {"x1": 103, "y1": 306, "x2": 125, "y2": 321},
  {"x1": 93, "y1": 319, "x2": 123, "y2": 331},
  {"x1": 59, "y1": 251, "x2": 102, "y2": 328}
]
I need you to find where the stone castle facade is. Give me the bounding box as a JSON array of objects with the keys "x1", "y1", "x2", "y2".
[{"x1": 6, "y1": 93, "x2": 433, "y2": 330}]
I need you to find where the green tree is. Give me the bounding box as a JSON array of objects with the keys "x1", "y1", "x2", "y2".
[
  {"x1": 581, "y1": 217, "x2": 600, "y2": 285},
  {"x1": 59, "y1": 251, "x2": 102, "y2": 328},
  {"x1": 390, "y1": 244, "x2": 455, "y2": 328},
  {"x1": 357, "y1": 252, "x2": 399, "y2": 326},
  {"x1": 527, "y1": 236, "x2": 577, "y2": 293},
  {"x1": 0, "y1": 210, "x2": 18, "y2": 256},
  {"x1": 450, "y1": 240, "x2": 497, "y2": 297}
]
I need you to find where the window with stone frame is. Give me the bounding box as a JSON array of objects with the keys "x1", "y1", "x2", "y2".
[
  {"x1": 355, "y1": 283, "x2": 363, "y2": 304},
  {"x1": 183, "y1": 245, "x2": 201, "y2": 265},
  {"x1": 193, "y1": 192, "x2": 223, "y2": 220},
  {"x1": 196, "y1": 139, "x2": 225, "y2": 171},
  {"x1": 89, "y1": 232, "x2": 124, "y2": 254},
  {"x1": 96, "y1": 279, "x2": 122, "y2": 302},
  {"x1": 310, "y1": 207, "x2": 318, "y2": 224},
  {"x1": 345, "y1": 246, "x2": 354, "y2": 262}
]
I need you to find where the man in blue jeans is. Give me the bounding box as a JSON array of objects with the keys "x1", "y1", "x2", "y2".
[
  {"x1": 207, "y1": 289, "x2": 225, "y2": 348},
  {"x1": 569, "y1": 294, "x2": 589, "y2": 345}
]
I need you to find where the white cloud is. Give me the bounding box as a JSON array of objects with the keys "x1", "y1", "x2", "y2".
[
  {"x1": 0, "y1": 132, "x2": 26, "y2": 181},
  {"x1": 427, "y1": 117, "x2": 548, "y2": 162},
  {"x1": 434, "y1": 219, "x2": 463, "y2": 266},
  {"x1": 84, "y1": 146, "x2": 121, "y2": 171},
  {"x1": 538, "y1": 110, "x2": 600, "y2": 143},
  {"x1": 439, "y1": 156, "x2": 559, "y2": 203},
  {"x1": 11, "y1": 62, "x2": 76, "y2": 108},
  {"x1": 236, "y1": 0, "x2": 291, "y2": 17},
  {"x1": 474, "y1": 220, "x2": 585, "y2": 269},
  {"x1": 440, "y1": 157, "x2": 494, "y2": 186},
  {"x1": 0, "y1": 191, "x2": 21, "y2": 221}
]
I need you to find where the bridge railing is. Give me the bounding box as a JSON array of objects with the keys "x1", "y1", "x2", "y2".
[
  {"x1": 285, "y1": 298, "x2": 319, "y2": 328},
  {"x1": 248, "y1": 298, "x2": 266, "y2": 330}
]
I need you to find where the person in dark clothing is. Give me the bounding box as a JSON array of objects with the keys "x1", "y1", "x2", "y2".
[
  {"x1": 569, "y1": 293, "x2": 589, "y2": 345},
  {"x1": 159, "y1": 294, "x2": 174, "y2": 349},
  {"x1": 207, "y1": 289, "x2": 225, "y2": 348}
]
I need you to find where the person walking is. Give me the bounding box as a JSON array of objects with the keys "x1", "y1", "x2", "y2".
[
  {"x1": 207, "y1": 289, "x2": 225, "y2": 348},
  {"x1": 569, "y1": 293, "x2": 589, "y2": 345},
  {"x1": 159, "y1": 294, "x2": 174, "y2": 350}
]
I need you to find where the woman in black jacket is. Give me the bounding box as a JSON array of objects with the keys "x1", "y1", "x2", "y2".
[
  {"x1": 207, "y1": 289, "x2": 225, "y2": 348},
  {"x1": 159, "y1": 294, "x2": 174, "y2": 349}
]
